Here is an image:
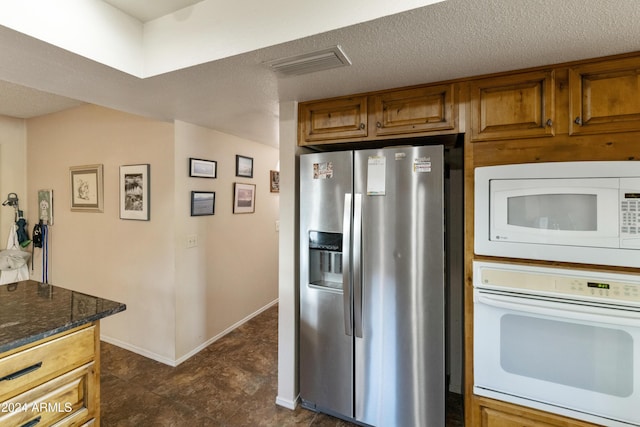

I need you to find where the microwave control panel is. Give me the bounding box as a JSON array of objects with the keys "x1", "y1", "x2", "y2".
[
  {"x1": 477, "y1": 264, "x2": 640, "y2": 304},
  {"x1": 620, "y1": 178, "x2": 640, "y2": 236}
]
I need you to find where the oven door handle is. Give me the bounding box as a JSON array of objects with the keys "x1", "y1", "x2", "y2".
[{"x1": 476, "y1": 291, "x2": 640, "y2": 327}]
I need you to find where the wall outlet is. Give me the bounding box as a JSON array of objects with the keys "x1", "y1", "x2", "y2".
[{"x1": 186, "y1": 234, "x2": 198, "y2": 248}]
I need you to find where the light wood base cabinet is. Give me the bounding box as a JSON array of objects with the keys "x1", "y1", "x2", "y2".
[
  {"x1": 0, "y1": 325, "x2": 100, "y2": 427},
  {"x1": 476, "y1": 398, "x2": 600, "y2": 427}
]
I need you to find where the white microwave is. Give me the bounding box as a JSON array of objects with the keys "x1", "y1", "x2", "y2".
[{"x1": 475, "y1": 161, "x2": 640, "y2": 268}]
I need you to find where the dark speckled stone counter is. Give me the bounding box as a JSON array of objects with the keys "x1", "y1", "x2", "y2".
[{"x1": 0, "y1": 280, "x2": 126, "y2": 354}]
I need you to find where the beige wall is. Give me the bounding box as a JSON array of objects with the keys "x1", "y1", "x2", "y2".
[
  {"x1": 0, "y1": 116, "x2": 27, "y2": 245},
  {"x1": 174, "y1": 121, "x2": 279, "y2": 361},
  {"x1": 25, "y1": 105, "x2": 279, "y2": 365}
]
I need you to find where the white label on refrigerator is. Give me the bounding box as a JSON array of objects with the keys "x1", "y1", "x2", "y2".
[
  {"x1": 313, "y1": 162, "x2": 333, "y2": 179},
  {"x1": 414, "y1": 157, "x2": 431, "y2": 173},
  {"x1": 367, "y1": 156, "x2": 386, "y2": 195}
]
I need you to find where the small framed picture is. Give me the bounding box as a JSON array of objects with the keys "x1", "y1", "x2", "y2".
[
  {"x1": 233, "y1": 183, "x2": 256, "y2": 214},
  {"x1": 38, "y1": 189, "x2": 54, "y2": 225},
  {"x1": 189, "y1": 158, "x2": 217, "y2": 179},
  {"x1": 270, "y1": 170, "x2": 280, "y2": 193},
  {"x1": 191, "y1": 191, "x2": 215, "y2": 216},
  {"x1": 70, "y1": 164, "x2": 103, "y2": 212},
  {"x1": 236, "y1": 155, "x2": 254, "y2": 178},
  {"x1": 120, "y1": 164, "x2": 150, "y2": 221}
]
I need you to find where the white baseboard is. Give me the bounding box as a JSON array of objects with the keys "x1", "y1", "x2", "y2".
[
  {"x1": 174, "y1": 298, "x2": 279, "y2": 365},
  {"x1": 100, "y1": 298, "x2": 279, "y2": 367},
  {"x1": 275, "y1": 394, "x2": 299, "y2": 410},
  {"x1": 100, "y1": 335, "x2": 178, "y2": 367}
]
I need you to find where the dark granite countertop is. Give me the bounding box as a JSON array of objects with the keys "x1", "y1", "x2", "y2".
[{"x1": 0, "y1": 280, "x2": 126, "y2": 354}]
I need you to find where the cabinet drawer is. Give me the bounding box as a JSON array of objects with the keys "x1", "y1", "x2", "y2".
[
  {"x1": 0, "y1": 362, "x2": 96, "y2": 427},
  {"x1": 0, "y1": 327, "x2": 95, "y2": 402}
]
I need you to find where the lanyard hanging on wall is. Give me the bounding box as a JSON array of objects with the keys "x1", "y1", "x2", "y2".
[
  {"x1": 41, "y1": 224, "x2": 49, "y2": 284},
  {"x1": 32, "y1": 221, "x2": 49, "y2": 283}
]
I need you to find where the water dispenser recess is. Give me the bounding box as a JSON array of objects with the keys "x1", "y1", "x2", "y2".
[{"x1": 309, "y1": 231, "x2": 343, "y2": 291}]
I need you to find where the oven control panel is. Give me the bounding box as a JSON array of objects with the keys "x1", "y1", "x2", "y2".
[
  {"x1": 554, "y1": 277, "x2": 640, "y2": 301},
  {"x1": 476, "y1": 262, "x2": 640, "y2": 304}
]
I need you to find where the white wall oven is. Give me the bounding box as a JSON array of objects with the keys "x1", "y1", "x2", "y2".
[
  {"x1": 474, "y1": 261, "x2": 640, "y2": 427},
  {"x1": 475, "y1": 161, "x2": 640, "y2": 268}
]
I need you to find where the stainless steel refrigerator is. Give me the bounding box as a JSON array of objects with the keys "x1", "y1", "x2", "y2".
[{"x1": 299, "y1": 145, "x2": 445, "y2": 427}]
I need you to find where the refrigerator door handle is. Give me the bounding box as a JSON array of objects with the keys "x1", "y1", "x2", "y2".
[
  {"x1": 342, "y1": 193, "x2": 353, "y2": 336},
  {"x1": 353, "y1": 193, "x2": 363, "y2": 338}
]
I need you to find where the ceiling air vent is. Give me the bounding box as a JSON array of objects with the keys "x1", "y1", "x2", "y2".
[{"x1": 266, "y1": 45, "x2": 351, "y2": 77}]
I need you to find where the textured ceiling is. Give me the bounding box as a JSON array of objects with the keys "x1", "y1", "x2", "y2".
[{"x1": 1, "y1": 0, "x2": 639, "y2": 147}]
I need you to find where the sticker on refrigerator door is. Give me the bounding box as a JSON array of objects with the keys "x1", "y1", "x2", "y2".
[
  {"x1": 367, "y1": 156, "x2": 386, "y2": 196},
  {"x1": 414, "y1": 157, "x2": 431, "y2": 173},
  {"x1": 313, "y1": 162, "x2": 333, "y2": 179}
]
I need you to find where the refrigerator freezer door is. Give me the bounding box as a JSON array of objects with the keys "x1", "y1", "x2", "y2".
[
  {"x1": 299, "y1": 151, "x2": 355, "y2": 417},
  {"x1": 354, "y1": 146, "x2": 445, "y2": 427}
]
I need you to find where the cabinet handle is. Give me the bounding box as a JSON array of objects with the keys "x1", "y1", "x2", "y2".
[
  {"x1": 574, "y1": 116, "x2": 583, "y2": 125},
  {"x1": 546, "y1": 119, "x2": 553, "y2": 127},
  {"x1": 0, "y1": 362, "x2": 43, "y2": 381},
  {"x1": 21, "y1": 416, "x2": 42, "y2": 427},
  {"x1": 359, "y1": 123, "x2": 365, "y2": 130},
  {"x1": 376, "y1": 122, "x2": 382, "y2": 128}
]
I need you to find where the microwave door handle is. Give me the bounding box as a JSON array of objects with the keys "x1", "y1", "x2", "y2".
[
  {"x1": 476, "y1": 292, "x2": 640, "y2": 327},
  {"x1": 342, "y1": 193, "x2": 353, "y2": 336}
]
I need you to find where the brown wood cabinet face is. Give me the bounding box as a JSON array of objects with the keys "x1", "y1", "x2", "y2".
[
  {"x1": 478, "y1": 402, "x2": 601, "y2": 427},
  {"x1": 371, "y1": 84, "x2": 455, "y2": 136},
  {"x1": 481, "y1": 407, "x2": 557, "y2": 427},
  {"x1": 569, "y1": 57, "x2": 640, "y2": 135},
  {"x1": 470, "y1": 71, "x2": 555, "y2": 141},
  {"x1": 0, "y1": 325, "x2": 99, "y2": 427},
  {"x1": 299, "y1": 96, "x2": 367, "y2": 144}
]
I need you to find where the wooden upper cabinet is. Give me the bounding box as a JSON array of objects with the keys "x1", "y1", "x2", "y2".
[
  {"x1": 299, "y1": 96, "x2": 368, "y2": 145},
  {"x1": 569, "y1": 56, "x2": 640, "y2": 135},
  {"x1": 470, "y1": 70, "x2": 555, "y2": 141},
  {"x1": 371, "y1": 84, "x2": 455, "y2": 136}
]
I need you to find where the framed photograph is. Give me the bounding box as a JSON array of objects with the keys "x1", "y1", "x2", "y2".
[
  {"x1": 120, "y1": 164, "x2": 150, "y2": 221},
  {"x1": 38, "y1": 189, "x2": 54, "y2": 225},
  {"x1": 189, "y1": 158, "x2": 217, "y2": 179},
  {"x1": 70, "y1": 164, "x2": 103, "y2": 212},
  {"x1": 233, "y1": 183, "x2": 256, "y2": 214},
  {"x1": 191, "y1": 191, "x2": 215, "y2": 216},
  {"x1": 270, "y1": 170, "x2": 280, "y2": 193},
  {"x1": 236, "y1": 155, "x2": 254, "y2": 178}
]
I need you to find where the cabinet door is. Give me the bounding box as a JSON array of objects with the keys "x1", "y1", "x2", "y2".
[
  {"x1": 470, "y1": 71, "x2": 555, "y2": 141},
  {"x1": 569, "y1": 56, "x2": 640, "y2": 135},
  {"x1": 299, "y1": 96, "x2": 367, "y2": 144},
  {"x1": 371, "y1": 84, "x2": 455, "y2": 136}
]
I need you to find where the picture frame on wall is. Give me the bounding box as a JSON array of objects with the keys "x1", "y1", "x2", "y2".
[
  {"x1": 70, "y1": 164, "x2": 103, "y2": 212},
  {"x1": 37, "y1": 189, "x2": 54, "y2": 225},
  {"x1": 191, "y1": 191, "x2": 215, "y2": 216},
  {"x1": 236, "y1": 155, "x2": 254, "y2": 178},
  {"x1": 233, "y1": 183, "x2": 256, "y2": 214},
  {"x1": 120, "y1": 164, "x2": 150, "y2": 220},
  {"x1": 270, "y1": 170, "x2": 280, "y2": 193},
  {"x1": 189, "y1": 158, "x2": 217, "y2": 179}
]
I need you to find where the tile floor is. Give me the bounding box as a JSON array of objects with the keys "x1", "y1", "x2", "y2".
[{"x1": 100, "y1": 304, "x2": 464, "y2": 426}]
